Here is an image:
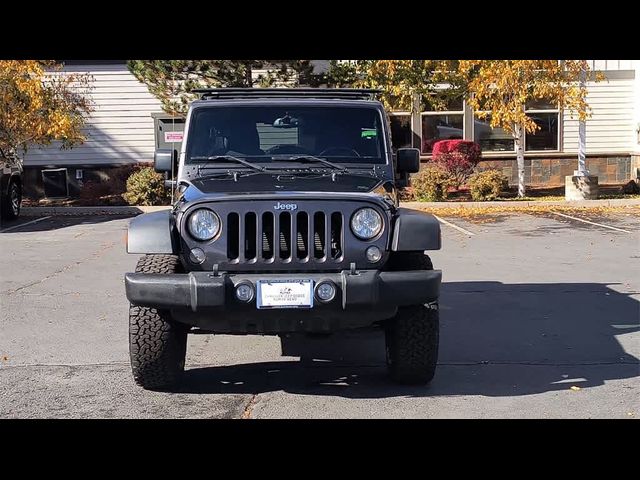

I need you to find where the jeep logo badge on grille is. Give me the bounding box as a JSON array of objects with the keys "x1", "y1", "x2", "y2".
[{"x1": 273, "y1": 202, "x2": 298, "y2": 211}]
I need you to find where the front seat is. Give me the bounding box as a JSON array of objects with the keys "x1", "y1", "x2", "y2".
[{"x1": 226, "y1": 122, "x2": 264, "y2": 156}]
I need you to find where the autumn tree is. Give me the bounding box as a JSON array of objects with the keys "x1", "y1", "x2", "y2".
[
  {"x1": 323, "y1": 60, "x2": 459, "y2": 112},
  {"x1": 363, "y1": 60, "x2": 462, "y2": 111},
  {"x1": 127, "y1": 60, "x2": 325, "y2": 116},
  {"x1": 457, "y1": 60, "x2": 597, "y2": 197},
  {"x1": 0, "y1": 61, "x2": 93, "y2": 159},
  {"x1": 323, "y1": 60, "x2": 369, "y2": 88}
]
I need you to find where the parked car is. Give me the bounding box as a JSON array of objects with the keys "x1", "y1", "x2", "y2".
[
  {"x1": 0, "y1": 154, "x2": 23, "y2": 221},
  {"x1": 124, "y1": 88, "x2": 443, "y2": 390}
]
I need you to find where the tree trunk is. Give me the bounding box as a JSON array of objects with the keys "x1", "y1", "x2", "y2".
[
  {"x1": 515, "y1": 124, "x2": 526, "y2": 197},
  {"x1": 245, "y1": 63, "x2": 253, "y2": 87},
  {"x1": 577, "y1": 67, "x2": 588, "y2": 176}
]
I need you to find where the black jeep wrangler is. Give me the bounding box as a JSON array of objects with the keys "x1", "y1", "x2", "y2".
[
  {"x1": 125, "y1": 88, "x2": 442, "y2": 389},
  {"x1": 0, "y1": 153, "x2": 23, "y2": 222}
]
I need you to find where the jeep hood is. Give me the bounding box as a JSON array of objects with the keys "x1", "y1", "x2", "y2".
[{"x1": 188, "y1": 173, "x2": 383, "y2": 194}]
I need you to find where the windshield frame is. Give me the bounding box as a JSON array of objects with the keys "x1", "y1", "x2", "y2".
[{"x1": 180, "y1": 101, "x2": 391, "y2": 170}]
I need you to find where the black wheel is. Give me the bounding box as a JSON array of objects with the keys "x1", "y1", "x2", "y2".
[
  {"x1": 385, "y1": 304, "x2": 439, "y2": 385},
  {"x1": 2, "y1": 181, "x2": 21, "y2": 220},
  {"x1": 129, "y1": 254, "x2": 188, "y2": 390},
  {"x1": 384, "y1": 251, "x2": 439, "y2": 385}
]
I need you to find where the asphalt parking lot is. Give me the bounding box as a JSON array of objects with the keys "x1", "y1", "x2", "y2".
[{"x1": 1, "y1": 209, "x2": 638, "y2": 418}]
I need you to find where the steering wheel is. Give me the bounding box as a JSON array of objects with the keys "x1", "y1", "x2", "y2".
[
  {"x1": 266, "y1": 144, "x2": 312, "y2": 155},
  {"x1": 318, "y1": 147, "x2": 361, "y2": 157}
]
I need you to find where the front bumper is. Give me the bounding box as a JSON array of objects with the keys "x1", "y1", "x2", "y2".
[
  {"x1": 125, "y1": 269, "x2": 441, "y2": 333},
  {"x1": 125, "y1": 269, "x2": 441, "y2": 311}
]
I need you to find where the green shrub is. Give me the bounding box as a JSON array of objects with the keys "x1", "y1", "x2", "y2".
[
  {"x1": 112, "y1": 163, "x2": 153, "y2": 193},
  {"x1": 123, "y1": 167, "x2": 170, "y2": 206},
  {"x1": 468, "y1": 169, "x2": 509, "y2": 201},
  {"x1": 411, "y1": 164, "x2": 455, "y2": 201}
]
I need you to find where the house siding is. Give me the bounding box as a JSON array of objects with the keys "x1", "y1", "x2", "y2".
[
  {"x1": 634, "y1": 61, "x2": 640, "y2": 154},
  {"x1": 24, "y1": 63, "x2": 163, "y2": 167},
  {"x1": 562, "y1": 74, "x2": 636, "y2": 154}
]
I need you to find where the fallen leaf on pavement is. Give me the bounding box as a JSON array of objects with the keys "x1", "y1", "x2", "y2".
[{"x1": 570, "y1": 386, "x2": 581, "y2": 391}]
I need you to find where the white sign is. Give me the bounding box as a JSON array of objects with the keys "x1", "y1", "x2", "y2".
[
  {"x1": 164, "y1": 131, "x2": 183, "y2": 143},
  {"x1": 257, "y1": 280, "x2": 313, "y2": 309}
]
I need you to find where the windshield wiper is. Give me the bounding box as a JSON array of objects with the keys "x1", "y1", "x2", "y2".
[
  {"x1": 191, "y1": 155, "x2": 267, "y2": 172},
  {"x1": 279, "y1": 155, "x2": 349, "y2": 173}
]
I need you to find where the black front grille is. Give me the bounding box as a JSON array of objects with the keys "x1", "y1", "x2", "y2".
[
  {"x1": 227, "y1": 209, "x2": 343, "y2": 264},
  {"x1": 181, "y1": 199, "x2": 388, "y2": 272}
]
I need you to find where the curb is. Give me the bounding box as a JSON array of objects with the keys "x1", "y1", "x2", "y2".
[
  {"x1": 20, "y1": 206, "x2": 170, "y2": 216},
  {"x1": 402, "y1": 199, "x2": 640, "y2": 209}
]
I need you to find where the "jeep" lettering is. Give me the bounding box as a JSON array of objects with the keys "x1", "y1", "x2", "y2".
[{"x1": 273, "y1": 202, "x2": 298, "y2": 211}]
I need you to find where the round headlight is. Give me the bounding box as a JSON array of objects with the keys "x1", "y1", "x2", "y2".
[
  {"x1": 188, "y1": 208, "x2": 220, "y2": 241},
  {"x1": 350, "y1": 208, "x2": 383, "y2": 240}
]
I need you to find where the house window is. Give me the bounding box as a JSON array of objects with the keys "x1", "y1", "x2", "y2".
[
  {"x1": 421, "y1": 96, "x2": 464, "y2": 153},
  {"x1": 473, "y1": 102, "x2": 560, "y2": 153},
  {"x1": 524, "y1": 100, "x2": 559, "y2": 151},
  {"x1": 389, "y1": 94, "x2": 562, "y2": 155},
  {"x1": 473, "y1": 115, "x2": 516, "y2": 152},
  {"x1": 389, "y1": 113, "x2": 412, "y2": 150},
  {"x1": 473, "y1": 111, "x2": 559, "y2": 152}
]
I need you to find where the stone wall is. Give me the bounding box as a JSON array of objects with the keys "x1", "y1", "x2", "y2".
[
  {"x1": 631, "y1": 155, "x2": 640, "y2": 180},
  {"x1": 475, "y1": 155, "x2": 632, "y2": 186}
]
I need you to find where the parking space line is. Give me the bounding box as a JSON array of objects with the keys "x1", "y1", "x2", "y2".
[
  {"x1": 0, "y1": 216, "x2": 52, "y2": 233},
  {"x1": 550, "y1": 212, "x2": 632, "y2": 234},
  {"x1": 433, "y1": 214, "x2": 475, "y2": 236}
]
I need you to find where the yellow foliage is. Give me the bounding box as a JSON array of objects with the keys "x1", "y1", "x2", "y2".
[
  {"x1": 343, "y1": 60, "x2": 457, "y2": 112},
  {"x1": 456, "y1": 60, "x2": 602, "y2": 135},
  {"x1": 0, "y1": 60, "x2": 93, "y2": 158}
]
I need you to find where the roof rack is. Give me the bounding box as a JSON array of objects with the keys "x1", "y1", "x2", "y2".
[{"x1": 192, "y1": 88, "x2": 381, "y2": 100}]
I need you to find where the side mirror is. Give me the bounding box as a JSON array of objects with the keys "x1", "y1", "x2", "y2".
[
  {"x1": 396, "y1": 148, "x2": 420, "y2": 173},
  {"x1": 154, "y1": 149, "x2": 176, "y2": 173}
]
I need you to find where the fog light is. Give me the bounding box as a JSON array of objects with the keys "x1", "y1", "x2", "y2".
[
  {"x1": 189, "y1": 247, "x2": 206, "y2": 264},
  {"x1": 366, "y1": 245, "x2": 382, "y2": 263},
  {"x1": 235, "y1": 282, "x2": 254, "y2": 302},
  {"x1": 315, "y1": 281, "x2": 336, "y2": 302}
]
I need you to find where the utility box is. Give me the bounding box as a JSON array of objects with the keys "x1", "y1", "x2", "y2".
[
  {"x1": 151, "y1": 113, "x2": 186, "y2": 153},
  {"x1": 42, "y1": 168, "x2": 69, "y2": 198}
]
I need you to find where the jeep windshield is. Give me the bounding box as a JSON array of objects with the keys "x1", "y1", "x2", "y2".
[{"x1": 185, "y1": 105, "x2": 386, "y2": 166}]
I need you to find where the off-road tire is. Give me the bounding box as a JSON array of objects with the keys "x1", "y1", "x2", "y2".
[
  {"x1": 1, "y1": 181, "x2": 21, "y2": 220},
  {"x1": 129, "y1": 254, "x2": 187, "y2": 390},
  {"x1": 384, "y1": 251, "x2": 439, "y2": 385},
  {"x1": 385, "y1": 304, "x2": 439, "y2": 384}
]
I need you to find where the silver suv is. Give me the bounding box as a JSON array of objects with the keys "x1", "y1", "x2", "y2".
[{"x1": 0, "y1": 154, "x2": 23, "y2": 222}]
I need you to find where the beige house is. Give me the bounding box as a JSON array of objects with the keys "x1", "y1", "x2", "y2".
[
  {"x1": 388, "y1": 60, "x2": 640, "y2": 185},
  {"x1": 23, "y1": 60, "x2": 640, "y2": 195}
]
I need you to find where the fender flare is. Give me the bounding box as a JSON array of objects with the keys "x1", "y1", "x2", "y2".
[
  {"x1": 391, "y1": 207, "x2": 441, "y2": 251},
  {"x1": 127, "y1": 210, "x2": 178, "y2": 254}
]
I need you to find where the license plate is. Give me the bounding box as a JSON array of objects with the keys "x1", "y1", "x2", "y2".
[{"x1": 256, "y1": 279, "x2": 314, "y2": 309}]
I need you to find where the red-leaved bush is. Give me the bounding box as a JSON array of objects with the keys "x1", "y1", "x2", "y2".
[{"x1": 432, "y1": 140, "x2": 482, "y2": 188}]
